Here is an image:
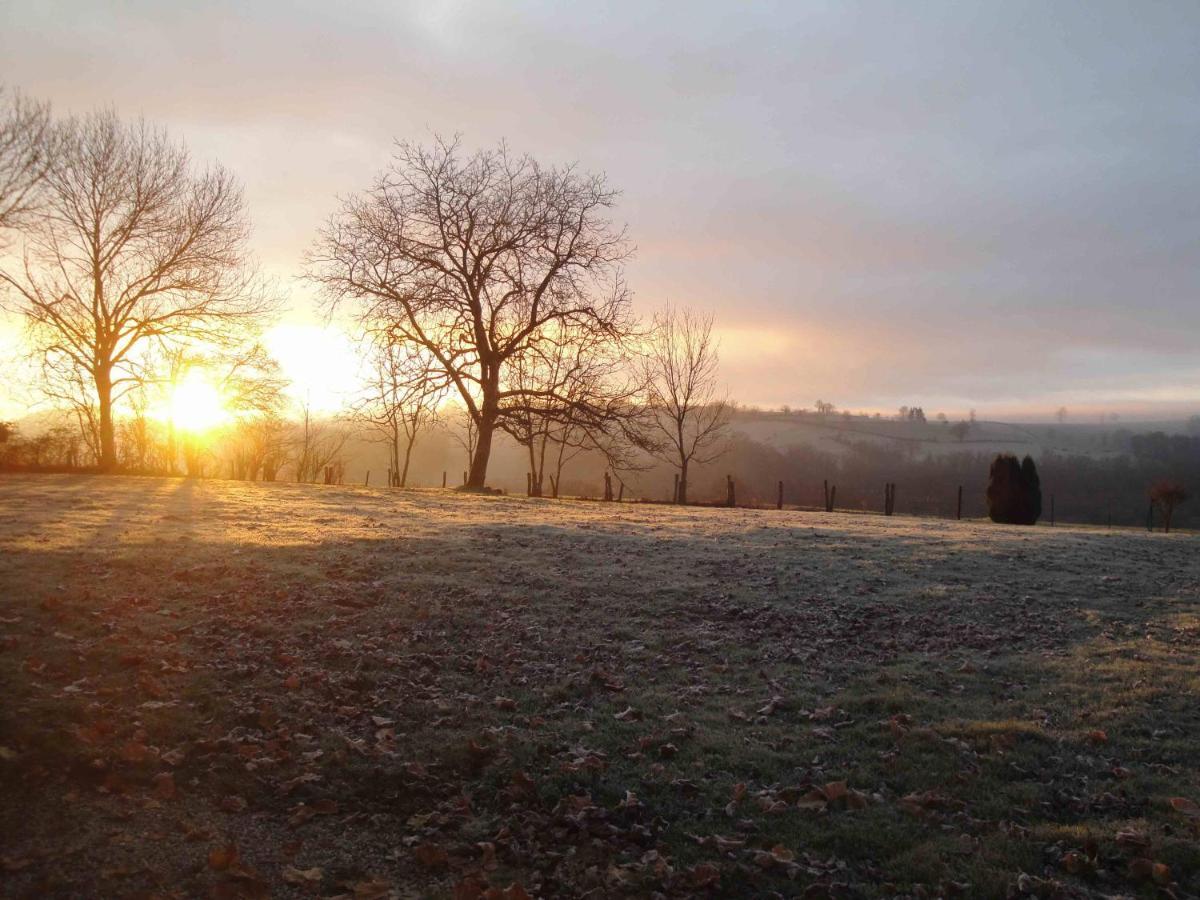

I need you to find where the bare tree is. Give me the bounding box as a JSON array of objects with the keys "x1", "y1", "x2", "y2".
[
  {"x1": 0, "y1": 109, "x2": 272, "y2": 470},
  {"x1": 191, "y1": 343, "x2": 288, "y2": 480},
  {"x1": 38, "y1": 356, "x2": 101, "y2": 465},
  {"x1": 0, "y1": 89, "x2": 54, "y2": 244},
  {"x1": 293, "y1": 401, "x2": 349, "y2": 484},
  {"x1": 309, "y1": 137, "x2": 634, "y2": 488},
  {"x1": 353, "y1": 337, "x2": 446, "y2": 487},
  {"x1": 1149, "y1": 480, "x2": 1188, "y2": 534},
  {"x1": 118, "y1": 389, "x2": 155, "y2": 470},
  {"x1": 444, "y1": 402, "x2": 478, "y2": 484},
  {"x1": 640, "y1": 305, "x2": 729, "y2": 504},
  {"x1": 505, "y1": 321, "x2": 644, "y2": 496}
]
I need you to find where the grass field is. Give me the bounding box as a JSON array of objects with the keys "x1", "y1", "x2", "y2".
[{"x1": 2, "y1": 474, "x2": 1198, "y2": 898}]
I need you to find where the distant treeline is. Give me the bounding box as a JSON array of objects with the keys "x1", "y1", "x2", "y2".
[
  {"x1": 2, "y1": 414, "x2": 1195, "y2": 529},
  {"x1": 680, "y1": 431, "x2": 1197, "y2": 528}
]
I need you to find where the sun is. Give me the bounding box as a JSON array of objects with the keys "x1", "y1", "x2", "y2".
[{"x1": 169, "y1": 370, "x2": 230, "y2": 433}]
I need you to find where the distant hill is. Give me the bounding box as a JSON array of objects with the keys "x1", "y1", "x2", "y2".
[{"x1": 728, "y1": 410, "x2": 1198, "y2": 461}]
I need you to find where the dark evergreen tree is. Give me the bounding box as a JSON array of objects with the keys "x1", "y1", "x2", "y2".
[
  {"x1": 987, "y1": 453, "x2": 1041, "y2": 525},
  {"x1": 1020, "y1": 455, "x2": 1042, "y2": 524}
]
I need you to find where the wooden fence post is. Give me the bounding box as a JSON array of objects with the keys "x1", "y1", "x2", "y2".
[
  {"x1": 604, "y1": 472, "x2": 613, "y2": 501},
  {"x1": 956, "y1": 485, "x2": 963, "y2": 520},
  {"x1": 617, "y1": 482, "x2": 624, "y2": 502},
  {"x1": 726, "y1": 474, "x2": 735, "y2": 507},
  {"x1": 442, "y1": 471, "x2": 447, "y2": 488},
  {"x1": 550, "y1": 475, "x2": 558, "y2": 498},
  {"x1": 777, "y1": 480, "x2": 783, "y2": 510},
  {"x1": 463, "y1": 471, "x2": 467, "y2": 486},
  {"x1": 365, "y1": 470, "x2": 370, "y2": 487}
]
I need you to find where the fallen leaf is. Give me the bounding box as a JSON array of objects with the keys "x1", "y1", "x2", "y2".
[
  {"x1": 415, "y1": 842, "x2": 449, "y2": 869},
  {"x1": 152, "y1": 772, "x2": 176, "y2": 800},
  {"x1": 282, "y1": 866, "x2": 323, "y2": 884},
  {"x1": 1169, "y1": 796, "x2": 1200, "y2": 818},
  {"x1": 686, "y1": 862, "x2": 721, "y2": 888},
  {"x1": 208, "y1": 844, "x2": 239, "y2": 871},
  {"x1": 352, "y1": 878, "x2": 393, "y2": 899}
]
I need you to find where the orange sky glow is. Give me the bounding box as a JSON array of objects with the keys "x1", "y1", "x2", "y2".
[{"x1": 2, "y1": 2, "x2": 1199, "y2": 424}]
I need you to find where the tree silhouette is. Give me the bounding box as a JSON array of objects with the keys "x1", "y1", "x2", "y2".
[
  {"x1": 986, "y1": 454, "x2": 1042, "y2": 525},
  {"x1": 1149, "y1": 480, "x2": 1188, "y2": 533},
  {"x1": 353, "y1": 338, "x2": 446, "y2": 488},
  {"x1": 0, "y1": 89, "x2": 54, "y2": 246},
  {"x1": 639, "y1": 305, "x2": 729, "y2": 505},
  {"x1": 0, "y1": 110, "x2": 272, "y2": 470},
  {"x1": 310, "y1": 137, "x2": 634, "y2": 488}
]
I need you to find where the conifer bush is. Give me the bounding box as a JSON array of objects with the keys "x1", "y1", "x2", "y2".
[{"x1": 987, "y1": 454, "x2": 1042, "y2": 525}]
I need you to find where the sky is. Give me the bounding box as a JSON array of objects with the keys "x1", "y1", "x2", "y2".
[{"x1": 2, "y1": 0, "x2": 1199, "y2": 422}]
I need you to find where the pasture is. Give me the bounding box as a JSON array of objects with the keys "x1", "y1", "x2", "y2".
[{"x1": 1, "y1": 475, "x2": 1198, "y2": 898}]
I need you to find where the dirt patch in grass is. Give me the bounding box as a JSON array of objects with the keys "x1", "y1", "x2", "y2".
[{"x1": 1, "y1": 474, "x2": 1198, "y2": 898}]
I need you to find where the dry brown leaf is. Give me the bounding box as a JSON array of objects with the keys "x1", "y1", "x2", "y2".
[
  {"x1": 282, "y1": 866, "x2": 323, "y2": 884},
  {"x1": 119, "y1": 741, "x2": 149, "y2": 763},
  {"x1": 152, "y1": 772, "x2": 176, "y2": 800},
  {"x1": 353, "y1": 878, "x2": 393, "y2": 899},
  {"x1": 686, "y1": 862, "x2": 721, "y2": 888},
  {"x1": 1169, "y1": 796, "x2": 1200, "y2": 818},
  {"x1": 414, "y1": 841, "x2": 449, "y2": 869},
  {"x1": 208, "y1": 844, "x2": 239, "y2": 871}
]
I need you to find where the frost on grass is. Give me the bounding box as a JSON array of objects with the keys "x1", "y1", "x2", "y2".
[{"x1": 1, "y1": 474, "x2": 1199, "y2": 898}]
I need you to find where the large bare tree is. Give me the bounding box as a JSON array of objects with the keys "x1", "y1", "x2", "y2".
[
  {"x1": 640, "y1": 305, "x2": 730, "y2": 504},
  {"x1": 0, "y1": 109, "x2": 271, "y2": 470},
  {"x1": 0, "y1": 89, "x2": 53, "y2": 244},
  {"x1": 309, "y1": 137, "x2": 634, "y2": 488}
]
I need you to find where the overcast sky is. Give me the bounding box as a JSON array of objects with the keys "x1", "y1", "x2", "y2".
[{"x1": 3, "y1": 0, "x2": 1199, "y2": 420}]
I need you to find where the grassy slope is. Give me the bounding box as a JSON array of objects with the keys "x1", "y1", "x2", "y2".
[{"x1": 1, "y1": 474, "x2": 1198, "y2": 898}]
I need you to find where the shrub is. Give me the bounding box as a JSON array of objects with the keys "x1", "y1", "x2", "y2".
[
  {"x1": 1149, "y1": 480, "x2": 1188, "y2": 533},
  {"x1": 987, "y1": 454, "x2": 1042, "y2": 525}
]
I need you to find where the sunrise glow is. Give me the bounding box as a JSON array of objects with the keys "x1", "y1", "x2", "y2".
[
  {"x1": 264, "y1": 322, "x2": 362, "y2": 412},
  {"x1": 168, "y1": 370, "x2": 229, "y2": 433}
]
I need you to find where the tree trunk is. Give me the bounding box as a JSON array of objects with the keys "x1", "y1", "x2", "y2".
[
  {"x1": 391, "y1": 423, "x2": 402, "y2": 488},
  {"x1": 96, "y1": 366, "x2": 117, "y2": 471},
  {"x1": 400, "y1": 440, "x2": 413, "y2": 488},
  {"x1": 467, "y1": 413, "x2": 495, "y2": 488},
  {"x1": 526, "y1": 442, "x2": 541, "y2": 497},
  {"x1": 678, "y1": 459, "x2": 689, "y2": 505}
]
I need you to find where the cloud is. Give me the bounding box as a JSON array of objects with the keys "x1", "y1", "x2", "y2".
[{"x1": 2, "y1": 0, "x2": 1199, "y2": 419}]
